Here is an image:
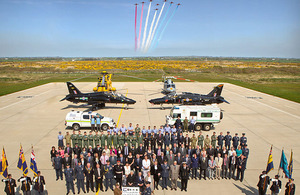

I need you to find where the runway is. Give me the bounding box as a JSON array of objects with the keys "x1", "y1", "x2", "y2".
[{"x1": 0, "y1": 82, "x2": 299, "y2": 194}]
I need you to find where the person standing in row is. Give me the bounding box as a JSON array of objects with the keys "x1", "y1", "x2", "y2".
[
  {"x1": 64, "y1": 164, "x2": 75, "y2": 195},
  {"x1": 285, "y1": 179, "x2": 295, "y2": 195},
  {"x1": 75, "y1": 161, "x2": 86, "y2": 194},
  {"x1": 58, "y1": 131, "x2": 64, "y2": 148},
  {"x1": 77, "y1": 131, "x2": 83, "y2": 148},
  {"x1": 70, "y1": 130, "x2": 77, "y2": 148},
  {"x1": 270, "y1": 175, "x2": 281, "y2": 195},
  {"x1": 90, "y1": 116, "x2": 96, "y2": 131},
  {"x1": 2, "y1": 174, "x2": 17, "y2": 195},
  {"x1": 179, "y1": 162, "x2": 190, "y2": 192},
  {"x1": 33, "y1": 171, "x2": 45, "y2": 195},
  {"x1": 170, "y1": 161, "x2": 180, "y2": 191},
  {"x1": 96, "y1": 115, "x2": 101, "y2": 132},
  {"x1": 84, "y1": 163, "x2": 94, "y2": 193},
  {"x1": 65, "y1": 132, "x2": 72, "y2": 148},
  {"x1": 211, "y1": 132, "x2": 217, "y2": 148}
]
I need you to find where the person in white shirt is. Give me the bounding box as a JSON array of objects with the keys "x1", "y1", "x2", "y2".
[
  {"x1": 124, "y1": 162, "x2": 131, "y2": 177},
  {"x1": 142, "y1": 155, "x2": 151, "y2": 178},
  {"x1": 228, "y1": 147, "x2": 236, "y2": 157}
]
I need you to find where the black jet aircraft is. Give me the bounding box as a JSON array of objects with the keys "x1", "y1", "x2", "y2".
[
  {"x1": 60, "y1": 82, "x2": 136, "y2": 110},
  {"x1": 149, "y1": 84, "x2": 229, "y2": 109}
]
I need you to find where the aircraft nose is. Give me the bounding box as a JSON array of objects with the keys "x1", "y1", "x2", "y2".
[{"x1": 126, "y1": 98, "x2": 136, "y2": 104}]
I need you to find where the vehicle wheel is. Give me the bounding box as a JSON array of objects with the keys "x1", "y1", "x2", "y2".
[
  {"x1": 72, "y1": 123, "x2": 80, "y2": 131},
  {"x1": 194, "y1": 124, "x2": 202, "y2": 131},
  {"x1": 203, "y1": 124, "x2": 211, "y2": 131},
  {"x1": 101, "y1": 124, "x2": 109, "y2": 131}
]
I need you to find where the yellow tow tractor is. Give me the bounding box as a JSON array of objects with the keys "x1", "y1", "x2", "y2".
[{"x1": 93, "y1": 71, "x2": 117, "y2": 92}]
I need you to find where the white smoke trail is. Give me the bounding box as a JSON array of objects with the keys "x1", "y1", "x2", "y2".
[
  {"x1": 141, "y1": 1, "x2": 152, "y2": 51},
  {"x1": 144, "y1": 9, "x2": 158, "y2": 52},
  {"x1": 145, "y1": 1, "x2": 166, "y2": 52}
]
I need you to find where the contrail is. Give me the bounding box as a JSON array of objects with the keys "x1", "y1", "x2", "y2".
[
  {"x1": 150, "y1": 2, "x2": 173, "y2": 51},
  {"x1": 154, "y1": 4, "x2": 179, "y2": 49},
  {"x1": 141, "y1": 0, "x2": 152, "y2": 50},
  {"x1": 134, "y1": 3, "x2": 138, "y2": 51},
  {"x1": 145, "y1": 1, "x2": 166, "y2": 52},
  {"x1": 137, "y1": 2, "x2": 145, "y2": 50},
  {"x1": 144, "y1": 8, "x2": 158, "y2": 52}
]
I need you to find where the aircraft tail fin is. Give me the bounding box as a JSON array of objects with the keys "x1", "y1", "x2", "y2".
[
  {"x1": 207, "y1": 84, "x2": 224, "y2": 97},
  {"x1": 66, "y1": 82, "x2": 82, "y2": 95}
]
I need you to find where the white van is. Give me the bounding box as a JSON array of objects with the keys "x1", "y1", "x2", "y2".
[
  {"x1": 65, "y1": 110, "x2": 115, "y2": 131},
  {"x1": 166, "y1": 105, "x2": 223, "y2": 131}
]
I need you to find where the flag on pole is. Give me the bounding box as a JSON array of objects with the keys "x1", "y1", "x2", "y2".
[
  {"x1": 17, "y1": 145, "x2": 28, "y2": 176},
  {"x1": 0, "y1": 147, "x2": 8, "y2": 178},
  {"x1": 288, "y1": 149, "x2": 293, "y2": 179},
  {"x1": 279, "y1": 149, "x2": 289, "y2": 178},
  {"x1": 266, "y1": 146, "x2": 274, "y2": 174},
  {"x1": 30, "y1": 146, "x2": 38, "y2": 176}
]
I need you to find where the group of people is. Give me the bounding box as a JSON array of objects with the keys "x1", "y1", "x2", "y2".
[
  {"x1": 52, "y1": 122, "x2": 253, "y2": 194},
  {"x1": 1, "y1": 172, "x2": 46, "y2": 195},
  {"x1": 257, "y1": 171, "x2": 296, "y2": 195}
]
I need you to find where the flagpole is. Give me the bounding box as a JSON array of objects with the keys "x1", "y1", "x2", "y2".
[
  {"x1": 266, "y1": 145, "x2": 272, "y2": 174},
  {"x1": 277, "y1": 147, "x2": 283, "y2": 176}
]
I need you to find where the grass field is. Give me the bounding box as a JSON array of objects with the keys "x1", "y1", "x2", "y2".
[{"x1": 0, "y1": 58, "x2": 299, "y2": 103}]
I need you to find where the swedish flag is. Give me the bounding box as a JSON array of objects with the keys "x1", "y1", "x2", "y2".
[
  {"x1": 0, "y1": 147, "x2": 8, "y2": 179},
  {"x1": 30, "y1": 147, "x2": 38, "y2": 176},
  {"x1": 17, "y1": 145, "x2": 28, "y2": 176},
  {"x1": 266, "y1": 146, "x2": 274, "y2": 174}
]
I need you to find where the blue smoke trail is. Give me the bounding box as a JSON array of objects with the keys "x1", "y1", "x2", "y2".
[
  {"x1": 153, "y1": 4, "x2": 179, "y2": 49},
  {"x1": 150, "y1": 3, "x2": 173, "y2": 50}
]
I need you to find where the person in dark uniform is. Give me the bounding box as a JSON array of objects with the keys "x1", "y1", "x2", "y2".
[
  {"x1": 114, "y1": 160, "x2": 124, "y2": 187},
  {"x1": 175, "y1": 116, "x2": 182, "y2": 129},
  {"x1": 199, "y1": 153, "x2": 208, "y2": 180},
  {"x1": 285, "y1": 179, "x2": 295, "y2": 195},
  {"x1": 33, "y1": 171, "x2": 45, "y2": 195},
  {"x1": 18, "y1": 173, "x2": 32, "y2": 195},
  {"x1": 217, "y1": 132, "x2": 224, "y2": 149},
  {"x1": 242, "y1": 144, "x2": 250, "y2": 166},
  {"x1": 64, "y1": 164, "x2": 75, "y2": 195},
  {"x1": 151, "y1": 160, "x2": 162, "y2": 190},
  {"x1": 236, "y1": 155, "x2": 247, "y2": 182},
  {"x1": 224, "y1": 131, "x2": 232, "y2": 150},
  {"x1": 164, "y1": 132, "x2": 170, "y2": 150},
  {"x1": 142, "y1": 181, "x2": 152, "y2": 195},
  {"x1": 270, "y1": 175, "x2": 281, "y2": 195},
  {"x1": 94, "y1": 163, "x2": 104, "y2": 192},
  {"x1": 74, "y1": 161, "x2": 86, "y2": 194},
  {"x1": 104, "y1": 160, "x2": 114, "y2": 191},
  {"x1": 179, "y1": 162, "x2": 190, "y2": 192},
  {"x1": 84, "y1": 163, "x2": 94, "y2": 193},
  {"x1": 161, "y1": 160, "x2": 170, "y2": 190},
  {"x1": 2, "y1": 174, "x2": 17, "y2": 195},
  {"x1": 257, "y1": 171, "x2": 269, "y2": 195},
  {"x1": 240, "y1": 133, "x2": 247, "y2": 148},
  {"x1": 54, "y1": 152, "x2": 63, "y2": 181},
  {"x1": 232, "y1": 133, "x2": 239, "y2": 149}
]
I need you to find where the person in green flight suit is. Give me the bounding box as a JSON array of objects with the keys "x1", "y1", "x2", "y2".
[
  {"x1": 88, "y1": 131, "x2": 94, "y2": 148},
  {"x1": 198, "y1": 131, "x2": 204, "y2": 149},
  {"x1": 94, "y1": 131, "x2": 100, "y2": 147},
  {"x1": 112, "y1": 132, "x2": 118, "y2": 148},
  {"x1": 132, "y1": 132, "x2": 137, "y2": 149},
  {"x1": 107, "y1": 131, "x2": 113, "y2": 148},
  {"x1": 124, "y1": 132, "x2": 130, "y2": 148},
  {"x1": 100, "y1": 131, "x2": 107, "y2": 148},
  {"x1": 77, "y1": 130, "x2": 83, "y2": 149},
  {"x1": 118, "y1": 131, "x2": 124, "y2": 148},
  {"x1": 211, "y1": 132, "x2": 217, "y2": 148},
  {"x1": 137, "y1": 132, "x2": 144, "y2": 146},
  {"x1": 70, "y1": 130, "x2": 78, "y2": 148},
  {"x1": 83, "y1": 131, "x2": 89, "y2": 148},
  {"x1": 135, "y1": 124, "x2": 141, "y2": 134}
]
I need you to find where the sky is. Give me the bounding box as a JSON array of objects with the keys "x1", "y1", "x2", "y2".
[{"x1": 0, "y1": 0, "x2": 299, "y2": 58}]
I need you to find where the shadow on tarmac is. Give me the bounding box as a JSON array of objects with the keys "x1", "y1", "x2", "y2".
[{"x1": 233, "y1": 183, "x2": 258, "y2": 195}]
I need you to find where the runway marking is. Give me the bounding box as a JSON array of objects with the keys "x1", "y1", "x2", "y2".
[
  {"x1": 116, "y1": 89, "x2": 128, "y2": 127},
  {"x1": 0, "y1": 90, "x2": 51, "y2": 111},
  {"x1": 69, "y1": 75, "x2": 91, "y2": 82},
  {"x1": 225, "y1": 89, "x2": 300, "y2": 120}
]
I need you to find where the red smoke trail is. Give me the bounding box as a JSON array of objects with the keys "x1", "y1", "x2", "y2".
[{"x1": 135, "y1": 4, "x2": 138, "y2": 51}]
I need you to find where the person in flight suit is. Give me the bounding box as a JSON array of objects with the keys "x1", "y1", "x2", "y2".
[
  {"x1": 77, "y1": 131, "x2": 83, "y2": 149},
  {"x1": 94, "y1": 131, "x2": 101, "y2": 148},
  {"x1": 88, "y1": 131, "x2": 94, "y2": 148},
  {"x1": 70, "y1": 130, "x2": 78, "y2": 148},
  {"x1": 211, "y1": 132, "x2": 217, "y2": 148},
  {"x1": 191, "y1": 134, "x2": 197, "y2": 149},
  {"x1": 83, "y1": 132, "x2": 89, "y2": 149},
  {"x1": 100, "y1": 131, "x2": 107, "y2": 148}
]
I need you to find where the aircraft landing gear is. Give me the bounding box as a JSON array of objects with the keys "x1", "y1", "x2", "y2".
[
  {"x1": 125, "y1": 104, "x2": 129, "y2": 110},
  {"x1": 160, "y1": 104, "x2": 165, "y2": 110},
  {"x1": 92, "y1": 103, "x2": 105, "y2": 110}
]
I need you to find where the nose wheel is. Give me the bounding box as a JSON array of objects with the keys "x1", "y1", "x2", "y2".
[{"x1": 160, "y1": 104, "x2": 165, "y2": 110}]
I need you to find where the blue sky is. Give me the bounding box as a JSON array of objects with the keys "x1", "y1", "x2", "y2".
[{"x1": 0, "y1": 0, "x2": 299, "y2": 58}]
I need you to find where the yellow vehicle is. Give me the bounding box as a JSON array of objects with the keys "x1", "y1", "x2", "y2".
[{"x1": 93, "y1": 71, "x2": 117, "y2": 92}]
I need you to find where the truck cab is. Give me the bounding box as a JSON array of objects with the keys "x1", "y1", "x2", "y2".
[{"x1": 166, "y1": 105, "x2": 223, "y2": 131}]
